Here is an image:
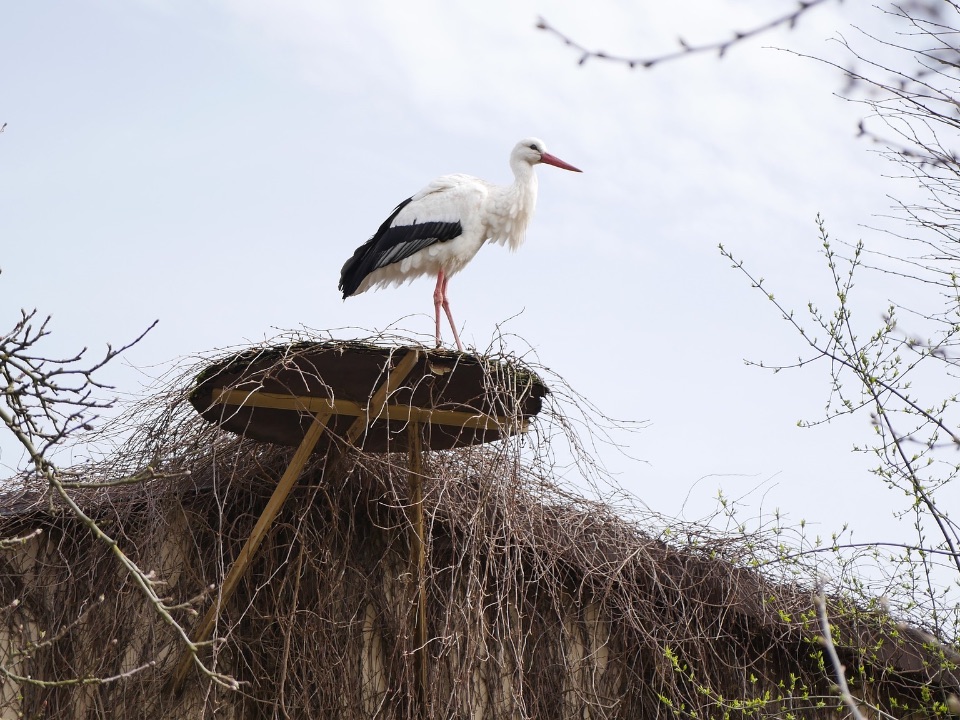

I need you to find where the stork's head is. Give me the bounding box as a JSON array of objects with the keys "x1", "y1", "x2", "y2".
[{"x1": 513, "y1": 138, "x2": 582, "y2": 172}]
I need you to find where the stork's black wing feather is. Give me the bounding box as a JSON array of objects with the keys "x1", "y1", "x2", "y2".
[{"x1": 339, "y1": 197, "x2": 463, "y2": 298}]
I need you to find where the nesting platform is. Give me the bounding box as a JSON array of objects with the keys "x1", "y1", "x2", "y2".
[
  {"x1": 189, "y1": 341, "x2": 549, "y2": 452},
  {"x1": 173, "y1": 340, "x2": 548, "y2": 694}
]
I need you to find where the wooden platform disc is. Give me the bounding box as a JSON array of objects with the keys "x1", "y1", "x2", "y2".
[{"x1": 188, "y1": 341, "x2": 549, "y2": 452}]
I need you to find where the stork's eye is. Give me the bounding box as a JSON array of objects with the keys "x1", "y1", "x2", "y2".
[{"x1": 528, "y1": 143, "x2": 539, "y2": 151}]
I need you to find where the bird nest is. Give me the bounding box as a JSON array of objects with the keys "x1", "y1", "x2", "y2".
[{"x1": 0, "y1": 332, "x2": 957, "y2": 719}]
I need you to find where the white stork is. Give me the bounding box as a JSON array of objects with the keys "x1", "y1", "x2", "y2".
[{"x1": 339, "y1": 138, "x2": 582, "y2": 351}]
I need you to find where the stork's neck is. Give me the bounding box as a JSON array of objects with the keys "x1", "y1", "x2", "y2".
[
  {"x1": 509, "y1": 155, "x2": 538, "y2": 196},
  {"x1": 511, "y1": 158, "x2": 539, "y2": 205},
  {"x1": 485, "y1": 158, "x2": 539, "y2": 251}
]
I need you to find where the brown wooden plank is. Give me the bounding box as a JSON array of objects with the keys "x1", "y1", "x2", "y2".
[
  {"x1": 407, "y1": 421, "x2": 429, "y2": 715},
  {"x1": 210, "y1": 387, "x2": 523, "y2": 432}
]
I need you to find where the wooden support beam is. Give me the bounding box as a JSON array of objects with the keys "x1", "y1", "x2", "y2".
[
  {"x1": 170, "y1": 410, "x2": 332, "y2": 693},
  {"x1": 407, "y1": 421, "x2": 429, "y2": 716},
  {"x1": 210, "y1": 388, "x2": 523, "y2": 433}
]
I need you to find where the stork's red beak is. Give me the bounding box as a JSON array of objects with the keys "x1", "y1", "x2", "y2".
[{"x1": 539, "y1": 152, "x2": 582, "y2": 173}]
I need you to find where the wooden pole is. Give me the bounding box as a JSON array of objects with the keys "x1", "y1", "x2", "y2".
[
  {"x1": 407, "y1": 420, "x2": 429, "y2": 714},
  {"x1": 170, "y1": 410, "x2": 332, "y2": 692}
]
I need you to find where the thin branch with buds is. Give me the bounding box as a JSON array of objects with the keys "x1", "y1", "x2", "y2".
[{"x1": 721, "y1": 233, "x2": 960, "y2": 580}]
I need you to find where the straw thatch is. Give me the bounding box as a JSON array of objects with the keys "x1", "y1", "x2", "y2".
[{"x1": 0, "y1": 338, "x2": 957, "y2": 719}]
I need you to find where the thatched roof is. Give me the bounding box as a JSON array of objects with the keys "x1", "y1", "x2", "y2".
[{"x1": 1, "y1": 338, "x2": 957, "y2": 719}]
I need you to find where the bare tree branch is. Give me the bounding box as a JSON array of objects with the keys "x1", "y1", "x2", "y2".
[
  {"x1": 536, "y1": 1, "x2": 832, "y2": 69},
  {"x1": 0, "y1": 288, "x2": 240, "y2": 689}
]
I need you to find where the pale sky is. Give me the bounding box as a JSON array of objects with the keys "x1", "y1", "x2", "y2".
[{"x1": 1, "y1": 2, "x2": 942, "y2": 557}]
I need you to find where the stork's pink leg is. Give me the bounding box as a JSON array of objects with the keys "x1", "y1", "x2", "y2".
[
  {"x1": 438, "y1": 272, "x2": 464, "y2": 352},
  {"x1": 432, "y1": 271, "x2": 445, "y2": 348}
]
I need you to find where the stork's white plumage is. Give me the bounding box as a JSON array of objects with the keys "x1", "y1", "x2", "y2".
[{"x1": 339, "y1": 138, "x2": 582, "y2": 351}]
